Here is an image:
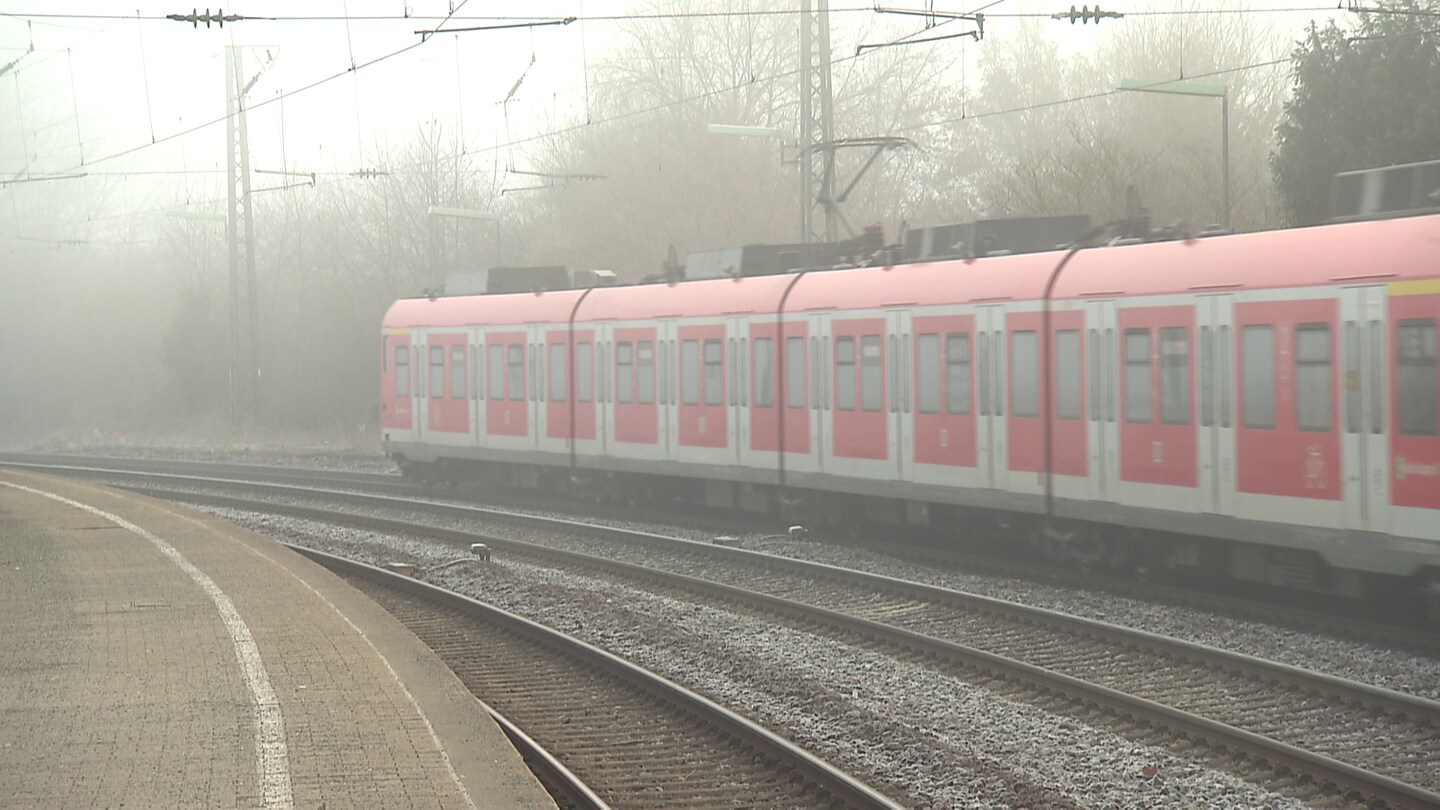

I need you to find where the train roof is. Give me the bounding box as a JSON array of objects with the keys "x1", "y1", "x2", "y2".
[{"x1": 382, "y1": 214, "x2": 1440, "y2": 330}]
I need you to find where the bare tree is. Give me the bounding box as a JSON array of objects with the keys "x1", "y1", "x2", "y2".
[
  {"x1": 955, "y1": 6, "x2": 1286, "y2": 232},
  {"x1": 505, "y1": 0, "x2": 960, "y2": 276}
]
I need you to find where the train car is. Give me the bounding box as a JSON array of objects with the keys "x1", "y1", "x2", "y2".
[{"x1": 381, "y1": 213, "x2": 1440, "y2": 614}]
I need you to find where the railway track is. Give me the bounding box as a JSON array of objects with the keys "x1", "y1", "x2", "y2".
[
  {"x1": 10, "y1": 455, "x2": 1440, "y2": 806},
  {"x1": 6, "y1": 451, "x2": 1435, "y2": 657},
  {"x1": 296, "y1": 546, "x2": 897, "y2": 809},
  {"x1": 107, "y1": 487, "x2": 1440, "y2": 805}
]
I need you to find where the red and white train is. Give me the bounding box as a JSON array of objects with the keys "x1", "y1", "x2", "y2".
[{"x1": 381, "y1": 214, "x2": 1440, "y2": 611}]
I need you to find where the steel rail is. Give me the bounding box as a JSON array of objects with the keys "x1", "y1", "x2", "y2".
[{"x1": 291, "y1": 544, "x2": 902, "y2": 810}]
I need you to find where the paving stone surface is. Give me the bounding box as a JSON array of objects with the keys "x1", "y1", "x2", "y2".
[{"x1": 0, "y1": 470, "x2": 555, "y2": 809}]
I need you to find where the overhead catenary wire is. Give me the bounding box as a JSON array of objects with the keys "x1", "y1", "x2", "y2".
[
  {"x1": 135, "y1": 9, "x2": 156, "y2": 143},
  {"x1": 20, "y1": 3, "x2": 1435, "y2": 239},
  {"x1": 0, "y1": 5, "x2": 1371, "y2": 24},
  {"x1": 42, "y1": 0, "x2": 476, "y2": 175}
]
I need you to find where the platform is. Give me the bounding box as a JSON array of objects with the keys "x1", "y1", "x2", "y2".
[{"x1": 0, "y1": 469, "x2": 556, "y2": 809}]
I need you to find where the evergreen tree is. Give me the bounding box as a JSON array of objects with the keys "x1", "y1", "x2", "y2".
[{"x1": 1272, "y1": 2, "x2": 1440, "y2": 225}]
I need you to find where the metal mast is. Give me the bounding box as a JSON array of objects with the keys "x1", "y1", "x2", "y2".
[
  {"x1": 799, "y1": 0, "x2": 836, "y2": 244},
  {"x1": 225, "y1": 46, "x2": 260, "y2": 424}
]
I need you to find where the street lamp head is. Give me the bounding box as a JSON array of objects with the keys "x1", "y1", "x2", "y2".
[
  {"x1": 1118, "y1": 78, "x2": 1226, "y2": 98},
  {"x1": 427, "y1": 206, "x2": 499, "y2": 221},
  {"x1": 706, "y1": 123, "x2": 786, "y2": 140}
]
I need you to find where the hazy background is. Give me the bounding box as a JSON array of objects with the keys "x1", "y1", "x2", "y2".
[{"x1": 0, "y1": 1, "x2": 1431, "y2": 450}]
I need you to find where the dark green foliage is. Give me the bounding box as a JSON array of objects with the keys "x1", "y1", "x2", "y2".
[{"x1": 1272, "y1": 2, "x2": 1440, "y2": 225}]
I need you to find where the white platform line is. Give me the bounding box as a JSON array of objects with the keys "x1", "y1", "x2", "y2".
[
  {"x1": 0, "y1": 481, "x2": 294, "y2": 809},
  {"x1": 156, "y1": 505, "x2": 480, "y2": 810}
]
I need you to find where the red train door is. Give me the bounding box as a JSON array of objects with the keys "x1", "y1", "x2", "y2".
[
  {"x1": 485, "y1": 331, "x2": 528, "y2": 437},
  {"x1": 1341, "y1": 286, "x2": 1391, "y2": 533},
  {"x1": 1388, "y1": 282, "x2": 1440, "y2": 517},
  {"x1": 612, "y1": 326, "x2": 659, "y2": 445},
  {"x1": 831, "y1": 317, "x2": 887, "y2": 461},
  {"x1": 677, "y1": 323, "x2": 727, "y2": 449}
]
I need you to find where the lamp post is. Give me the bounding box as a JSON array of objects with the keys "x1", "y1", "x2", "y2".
[
  {"x1": 707, "y1": 122, "x2": 797, "y2": 239},
  {"x1": 1119, "y1": 78, "x2": 1229, "y2": 231},
  {"x1": 427, "y1": 206, "x2": 500, "y2": 280}
]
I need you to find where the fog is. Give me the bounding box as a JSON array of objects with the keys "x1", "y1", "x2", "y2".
[{"x1": 0, "y1": 1, "x2": 1356, "y2": 449}]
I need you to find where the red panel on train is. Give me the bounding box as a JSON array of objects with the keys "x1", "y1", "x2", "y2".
[
  {"x1": 911, "y1": 314, "x2": 976, "y2": 468},
  {"x1": 425, "y1": 333, "x2": 470, "y2": 434},
  {"x1": 830, "y1": 317, "x2": 887, "y2": 460},
  {"x1": 1234, "y1": 299, "x2": 1341, "y2": 500},
  {"x1": 748, "y1": 322, "x2": 809, "y2": 454},
  {"x1": 677, "y1": 324, "x2": 728, "y2": 449},
  {"x1": 1117, "y1": 305, "x2": 1197, "y2": 488},
  {"x1": 485, "y1": 331, "x2": 528, "y2": 437},
  {"x1": 1390, "y1": 290, "x2": 1440, "y2": 510},
  {"x1": 612, "y1": 327, "x2": 659, "y2": 445}
]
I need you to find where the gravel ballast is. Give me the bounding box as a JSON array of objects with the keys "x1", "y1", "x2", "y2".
[{"x1": 211, "y1": 508, "x2": 1313, "y2": 809}]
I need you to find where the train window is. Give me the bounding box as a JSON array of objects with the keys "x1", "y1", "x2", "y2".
[
  {"x1": 918, "y1": 334, "x2": 940, "y2": 414},
  {"x1": 1199, "y1": 327, "x2": 1213, "y2": 427},
  {"x1": 728, "y1": 339, "x2": 737, "y2": 406},
  {"x1": 577, "y1": 343, "x2": 593, "y2": 403},
  {"x1": 862, "y1": 335, "x2": 883, "y2": 412},
  {"x1": 1295, "y1": 324, "x2": 1331, "y2": 431},
  {"x1": 550, "y1": 343, "x2": 568, "y2": 403},
  {"x1": 1125, "y1": 329, "x2": 1152, "y2": 423},
  {"x1": 668, "y1": 340, "x2": 677, "y2": 405},
  {"x1": 1105, "y1": 328, "x2": 1117, "y2": 422},
  {"x1": 946, "y1": 333, "x2": 971, "y2": 415},
  {"x1": 902, "y1": 334, "x2": 912, "y2": 414},
  {"x1": 617, "y1": 342, "x2": 634, "y2": 404},
  {"x1": 888, "y1": 335, "x2": 899, "y2": 414},
  {"x1": 836, "y1": 337, "x2": 856, "y2": 411},
  {"x1": 1087, "y1": 329, "x2": 1101, "y2": 422},
  {"x1": 740, "y1": 337, "x2": 749, "y2": 407},
  {"x1": 1398, "y1": 319, "x2": 1437, "y2": 436},
  {"x1": 706, "y1": 339, "x2": 723, "y2": 406},
  {"x1": 637, "y1": 341, "x2": 655, "y2": 405},
  {"x1": 1242, "y1": 325, "x2": 1275, "y2": 429},
  {"x1": 681, "y1": 339, "x2": 700, "y2": 405},
  {"x1": 508, "y1": 344, "x2": 525, "y2": 402},
  {"x1": 395, "y1": 346, "x2": 409, "y2": 396},
  {"x1": 1369, "y1": 320, "x2": 1384, "y2": 434},
  {"x1": 1218, "y1": 325, "x2": 1231, "y2": 428},
  {"x1": 536, "y1": 343, "x2": 546, "y2": 403},
  {"x1": 977, "y1": 333, "x2": 990, "y2": 416},
  {"x1": 991, "y1": 332, "x2": 1005, "y2": 416},
  {"x1": 822, "y1": 336, "x2": 830, "y2": 410},
  {"x1": 1056, "y1": 329, "x2": 1081, "y2": 420},
  {"x1": 488, "y1": 346, "x2": 503, "y2": 399},
  {"x1": 430, "y1": 346, "x2": 445, "y2": 398},
  {"x1": 1161, "y1": 327, "x2": 1189, "y2": 425},
  {"x1": 1012, "y1": 330, "x2": 1039, "y2": 417},
  {"x1": 1345, "y1": 323, "x2": 1360, "y2": 433},
  {"x1": 787, "y1": 336, "x2": 806, "y2": 409},
  {"x1": 811, "y1": 337, "x2": 821, "y2": 411},
  {"x1": 451, "y1": 345, "x2": 467, "y2": 399},
  {"x1": 755, "y1": 337, "x2": 775, "y2": 407},
  {"x1": 599, "y1": 342, "x2": 610, "y2": 404},
  {"x1": 471, "y1": 344, "x2": 481, "y2": 401}
]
